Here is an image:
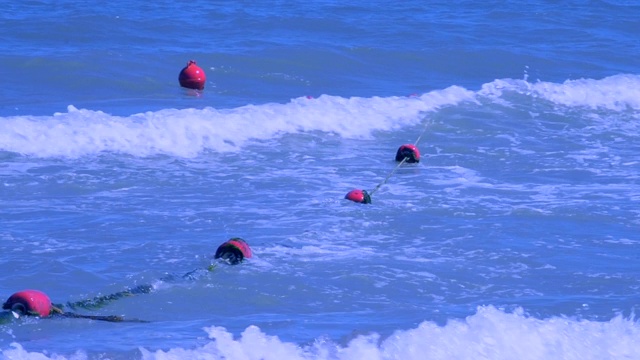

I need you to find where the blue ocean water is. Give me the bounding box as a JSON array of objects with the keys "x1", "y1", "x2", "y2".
[{"x1": 1, "y1": 1, "x2": 640, "y2": 359}]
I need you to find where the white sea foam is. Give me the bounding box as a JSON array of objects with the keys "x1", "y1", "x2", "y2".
[
  {"x1": 2, "y1": 75, "x2": 637, "y2": 159},
  {"x1": 479, "y1": 74, "x2": 640, "y2": 111},
  {"x1": 3, "y1": 306, "x2": 638, "y2": 360},
  {"x1": 0, "y1": 87, "x2": 471, "y2": 158},
  {"x1": 530, "y1": 75, "x2": 640, "y2": 111}
]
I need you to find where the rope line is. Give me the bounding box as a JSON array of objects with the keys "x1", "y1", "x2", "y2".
[
  {"x1": 63, "y1": 265, "x2": 217, "y2": 312},
  {"x1": 367, "y1": 116, "x2": 431, "y2": 198},
  {"x1": 368, "y1": 157, "x2": 406, "y2": 196},
  {"x1": 50, "y1": 305, "x2": 148, "y2": 323},
  {"x1": 412, "y1": 126, "x2": 428, "y2": 146},
  {"x1": 65, "y1": 284, "x2": 154, "y2": 311},
  {"x1": 415, "y1": 115, "x2": 433, "y2": 146},
  {"x1": 3, "y1": 241, "x2": 244, "y2": 323}
]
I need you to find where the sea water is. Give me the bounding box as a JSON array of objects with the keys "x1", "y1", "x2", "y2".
[{"x1": 1, "y1": 1, "x2": 639, "y2": 359}]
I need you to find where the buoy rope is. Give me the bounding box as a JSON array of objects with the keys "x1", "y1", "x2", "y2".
[
  {"x1": 368, "y1": 157, "x2": 407, "y2": 196},
  {"x1": 412, "y1": 126, "x2": 428, "y2": 147},
  {"x1": 49, "y1": 305, "x2": 148, "y2": 323},
  {"x1": 368, "y1": 116, "x2": 430, "y2": 197},
  {"x1": 61, "y1": 312, "x2": 148, "y2": 323},
  {"x1": 64, "y1": 284, "x2": 154, "y2": 311},
  {"x1": 52, "y1": 266, "x2": 216, "y2": 322},
  {"x1": 63, "y1": 265, "x2": 216, "y2": 311},
  {"x1": 5, "y1": 260, "x2": 221, "y2": 322}
]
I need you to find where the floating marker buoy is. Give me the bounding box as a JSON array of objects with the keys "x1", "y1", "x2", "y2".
[
  {"x1": 345, "y1": 189, "x2": 371, "y2": 204},
  {"x1": 2, "y1": 289, "x2": 52, "y2": 318},
  {"x1": 395, "y1": 144, "x2": 420, "y2": 163},
  {"x1": 214, "y1": 238, "x2": 252, "y2": 265},
  {"x1": 178, "y1": 60, "x2": 206, "y2": 90}
]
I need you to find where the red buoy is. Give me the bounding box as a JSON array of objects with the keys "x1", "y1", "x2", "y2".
[
  {"x1": 178, "y1": 60, "x2": 206, "y2": 90},
  {"x1": 395, "y1": 144, "x2": 420, "y2": 163},
  {"x1": 2, "y1": 289, "x2": 52, "y2": 318},
  {"x1": 345, "y1": 189, "x2": 371, "y2": 204},
  {"x1": 214, "y1": 238, "x2": 252, "y2": 265}
]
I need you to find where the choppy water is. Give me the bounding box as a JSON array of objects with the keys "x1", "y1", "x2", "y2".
[{"x1": 1, "y1": 1, "x2": 639, "y2": 359}]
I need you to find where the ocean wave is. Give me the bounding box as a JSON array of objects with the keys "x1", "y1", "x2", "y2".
[
  {"x1": 0, "y1": 87, "x2": 472, "y2": 158},
  {"x1": 3, "y1": 306, "x2": 638, "y2": 360},
  {"x1": 0, "y1": 74, "x2": 637, "y2": 158},
  {"x1": 480, "y1": 73, "x2": 640, "y2": 111}
]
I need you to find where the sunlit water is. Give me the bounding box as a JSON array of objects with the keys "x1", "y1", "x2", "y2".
[{"x1": 1, "y1": 1, "x2": 639, "y2": 359}]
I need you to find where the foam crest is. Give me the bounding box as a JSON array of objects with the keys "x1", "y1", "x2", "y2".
[
  {"x1": 136, "y1": 306, "x2": 639, "y2": 360},
  {"x1": 531, "y1": 74, "x2": 640, "y2": 111},
  {"x1": 1, "y1": 343, "x2": 87, "y2": 360},
  {"x1": 3, "y1": 306, "x2": 638, "y2": 359},
  {"x1": 480, "y1": 74, "x2": 640, "y2": 111},
  {"x1": 0, "y1": 88, "x2": 471, "y2": 158}
]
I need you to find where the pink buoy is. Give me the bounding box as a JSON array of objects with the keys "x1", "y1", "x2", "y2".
[
  {"x1": 395, "y1": 144, "x2": 420, "y2": 163},
  {"x1": 2, "y1": 289, "x2": 52, "y2": 317},
  {"x1": 345, "y1": 189, "x2": 371, "y2": 204},
  {"x1": 178, "y1": 60, "x2": 206, "y2": 90},
  {"x1": 215, "y1": 238, "x2": 252, "y2": 264}
]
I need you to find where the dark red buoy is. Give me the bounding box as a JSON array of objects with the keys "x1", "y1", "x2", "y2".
[
  {"x1": 179, "y1": 60, "x2": 206, "y2": 90},
  {"x1": 2, "y1": 289, "x2": 52, "y2": 317},
  {"x1": 214, "y1": 238, "x2": 252, "y2": 265},
  {"x1": 395, "y1": 144, "x2": 420, "y2": 163},
  {"x1": 345, "y1": 189, "x2": 371, "y2": 204}
]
